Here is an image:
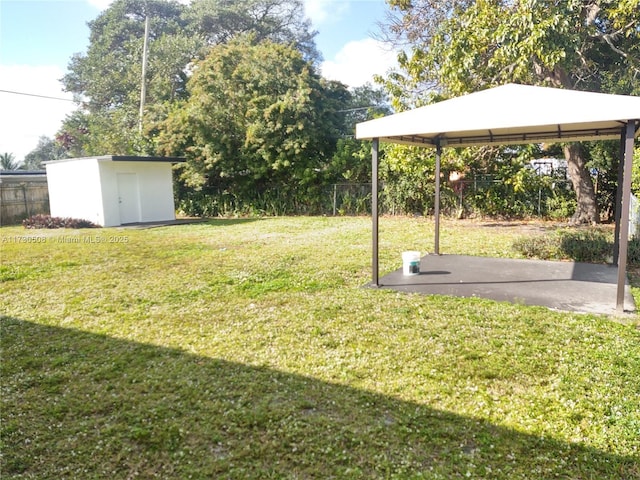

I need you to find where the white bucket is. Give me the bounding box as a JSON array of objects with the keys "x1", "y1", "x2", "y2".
[{"x1": 402, "y1": 251, "x2": 421, "y2": 276}]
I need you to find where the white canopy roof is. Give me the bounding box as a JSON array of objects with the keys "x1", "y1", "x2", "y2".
[{"x1": 356, "y1": 83, "x2": 640, "y2": 147}]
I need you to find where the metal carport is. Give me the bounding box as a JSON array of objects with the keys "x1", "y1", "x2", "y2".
[{"x1": 356, "y1": 83, "x2": 640, "y2": 313}]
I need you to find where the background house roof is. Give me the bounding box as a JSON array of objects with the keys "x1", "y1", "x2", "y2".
[
  {"x1": 356, "y1": 83, "x2": 640, "y2": 147},
  {"x1": 0, "y1": 170, "x2": 47, "y2": 184}
]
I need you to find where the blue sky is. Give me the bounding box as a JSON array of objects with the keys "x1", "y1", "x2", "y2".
[{"x1": 0, "y1": 0, "x2": 398, "y2": 163}]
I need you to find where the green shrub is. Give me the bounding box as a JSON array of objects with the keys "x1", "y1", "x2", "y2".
[
  {"x1": 559, "y1": 229, "x2": 612, "y2": 263},
  {"x1": 545, "y1": 192, "x2": 575, "y2": 221},
  {"x1": 23, "y1": 215, "x2": 100, "y2": 229},
  {"x1": 511, "y1": 232, "x2": 563, "y2": 260},
  {"x1": 512, "y1": 228, "x2": 640, "y2": 265},
  {"x1": 627, "y1": 237, "x2": 640, "y2": 265}
]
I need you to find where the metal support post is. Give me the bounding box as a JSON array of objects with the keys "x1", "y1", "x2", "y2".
[
  {"x1": 616, "y1": 121, "x2": 636, "y2": 312},
  {"x1": 434, "y1": 142, "x2": 442, "y2": 255},
  {"x1": 613, "y1": 130, "x2": 625, "y2": 265},
  {"x1": 372, "y1": 138, "x2": 380, "y2": 286}
]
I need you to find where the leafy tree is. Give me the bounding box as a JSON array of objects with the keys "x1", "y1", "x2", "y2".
[
  {"x1": 63, "y1": 0, "x2": 189, "y2": 110},
  {"x1": 22, "y1": 136, "x2": 66, "y2": 169},
  {"x1": 60, "y1": 0, "x2": 317, "y2": 156},
  {"x1": 0, "y1": 152, "x2": 19, "y2": 170},
  {"x1": 60, "y1": 0, "x2": 193, "y2": 155},
  {"x1": 185, "y1": 0, "x2": 320, "y2": 63},
  {"x1": 632, "y1": 145, "x2": 640, "y2": 195},
  {"x1": 157, "y1": 36, "x2": 347, "y2": 209},
  {"x1": 55, "y1": 110, "x2": 91, "y2": 158},
  {"x1": 340, "y1": 84, "x2": 392, "y2": 135},
  {"x1": 381, "y1": 0, "x2": 640, "y2": 224},
  {"x1": 380, "y1": 144, "x2": 436, "y2": 215},
  {"x1": 328, "y1": 84, "x2": 393, "y2": 184}
]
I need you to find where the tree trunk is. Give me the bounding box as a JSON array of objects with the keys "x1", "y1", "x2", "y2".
[
  {"x1": 564, "y1": 143, "x2": 599, "y2": 224},
  {"x1": 544, "y1": 66, "x2": 600, "y2": 225}
]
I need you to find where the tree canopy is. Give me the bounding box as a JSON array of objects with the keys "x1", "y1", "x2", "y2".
[
  {"x1": 380, "y1": 0, "x2": 640, "y2": 223},
  {"x1": 157, "y1": 36, "x2": 347, "y2": 204},
  {"x1": 59, "y1": 0, "x2": 318, "y2": 156},
  {"x1": 383, "y1": 0, "x2": 639, "y2": 100},
  {"x1": 22, "y1": 136, "x2": 66, "y2": 170}
]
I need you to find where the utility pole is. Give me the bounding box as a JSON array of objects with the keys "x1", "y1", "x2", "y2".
[{"x1": 139, "y1": 14, "x2": 150, "y2": 134}]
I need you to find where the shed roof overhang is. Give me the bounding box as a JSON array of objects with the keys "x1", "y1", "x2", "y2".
[
  {"x1": 44, "y1": 155, "x2": 186, "y2": 165},
  {"x1": 356, "y1": 83, "x2": 640, "y2": 147}
]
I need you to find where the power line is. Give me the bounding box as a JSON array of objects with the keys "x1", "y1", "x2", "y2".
[
  {"x1": 1, "y1": 89, "x2": 378, "y2": 111},
  {"x1": 335, "y1": 106, "x2": 376, "y2": 113},
  {"x1": 0, "y1": 89, "x2": 76, "y2": 102}
]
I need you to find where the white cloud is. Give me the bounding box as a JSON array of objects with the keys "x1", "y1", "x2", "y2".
[
  {"x1": 321, "y1": 37, "x2": 398, "y2": 87},
  {"x1": 0, "y1": 65, "x2": 77, "y2": 163},
  {"x1": 304, "y1": 0, "x2": 349, "y2": 26},
  {"x1": 86, "y1": 0, "x2": 113, "y2": 10}
]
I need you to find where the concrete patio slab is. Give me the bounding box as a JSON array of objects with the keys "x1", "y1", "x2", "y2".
[{"x1": 372, "y1": 254, "x2": 636, "y2": 316}]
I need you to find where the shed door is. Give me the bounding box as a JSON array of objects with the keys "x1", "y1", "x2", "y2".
[{"x1": 117, "y1": 173, "x2": 141, "y2": 224}]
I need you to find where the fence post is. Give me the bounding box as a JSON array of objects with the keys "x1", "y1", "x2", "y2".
[
  {"x1": 332, "y1": 184, "x2": 337, "y2": 216},
  {"x1": 22, "y1": 184, "x2": 30, "y2": 219},
  {"x1": 538, "y1": 188, "x2": 541, "y2": 216}
]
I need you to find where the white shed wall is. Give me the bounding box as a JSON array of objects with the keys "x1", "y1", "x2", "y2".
[
  {"x1": 46, "y1": 157, "x2": 178, "y2": 227},
  {"x1": 45, "y1": 158, "x2": 105, "y2": 225},
  {"x1": 98, "y1": 161, "x2": 176, "y2": 226}
]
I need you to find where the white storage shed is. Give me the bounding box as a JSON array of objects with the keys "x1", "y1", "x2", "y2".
[{"x1": 45, "y1": 155, "x2": 185, "y2": 227}]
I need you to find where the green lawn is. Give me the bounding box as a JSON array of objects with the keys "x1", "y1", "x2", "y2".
[{"x1": 1, "y1": 217, "x2": 639, "y2": 479}]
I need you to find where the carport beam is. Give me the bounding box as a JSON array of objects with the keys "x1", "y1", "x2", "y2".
[{"x1": 616, "y1": 120, "x2": 636, "y2": 312}]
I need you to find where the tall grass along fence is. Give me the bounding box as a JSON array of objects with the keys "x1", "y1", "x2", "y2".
[
  {"x1": 176, "y1": 184, "x2": 373, "y2": 217},
  {"x1": 0, "y1": 172, "x2": 50, "y2": 225},
  {"x1": 176, "y1": 175, "x2": 576, "y2": 219}
]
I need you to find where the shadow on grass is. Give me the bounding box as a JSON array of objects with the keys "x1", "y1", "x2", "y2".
[
  {"x1": 2, "y1": 317, "x2": 637, "y2": 479},
  {"x1": 558, "y1": 229, "x2": 614, "y2": 264}
]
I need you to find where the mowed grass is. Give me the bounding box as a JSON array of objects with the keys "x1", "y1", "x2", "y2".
[{"x1": 1, "y1": 216, "x2": 639, "y2": 479}]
